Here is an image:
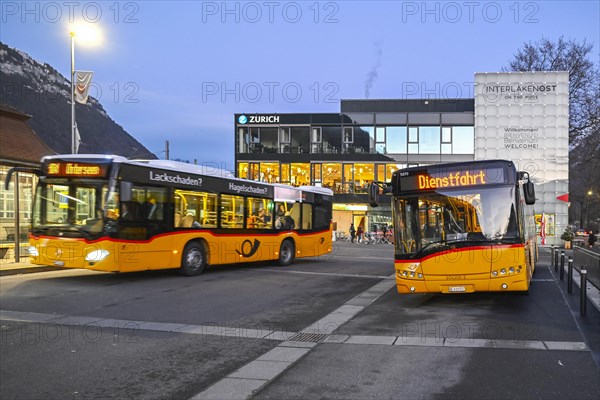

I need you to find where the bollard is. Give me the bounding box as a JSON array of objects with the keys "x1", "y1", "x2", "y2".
[
  {"x1": 554, "y1": 248, "x2": 559, "y2": 272},
  {"x1": 551, "y1": 246, "x2": 555, "y2": 267},
  {"x1": 580, "y1": 267, "x2": 587, "y2": 316},
  {"x1": 560, "y1": 251, "x2": 565, "y2": 281},
  {"x1": 567, "y1": 257, "x2": 573, "y2": 293}
]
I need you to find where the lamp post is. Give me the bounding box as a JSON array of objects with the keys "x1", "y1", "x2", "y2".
[
  {"x1": 70, "y1": 31, "x2": 76, "y2": 154},
  {"x1": 586, "y1": 190, "x2": 593, "y2": 228},
  {"x1": 68, "y1": 23, "x2": 101, "y2": 154}
]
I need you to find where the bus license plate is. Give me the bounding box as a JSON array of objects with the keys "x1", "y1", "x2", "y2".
[
  {"x1": 448, "y1": 286, "x2": 466, "y2": 292},
  {"x1": 53, "y1": 261, "x2": 65, "y2": 267}
]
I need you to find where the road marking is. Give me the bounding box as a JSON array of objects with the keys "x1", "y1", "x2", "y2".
[
  {"x1": 0, "y1": 310, "x2": 298, "y2": 341},
  {"x1": 190, "y1": 274, "x2": 397, "y2": 400},
  {"x1": 246, "y1": 268, "x2": 390, "y2": 280},
  {"x1": 333, "y1": 255, "x2": 392, "y2": 261},
  {"x1": 1, "y1": 310, "x2": 588, "y2": 353}
]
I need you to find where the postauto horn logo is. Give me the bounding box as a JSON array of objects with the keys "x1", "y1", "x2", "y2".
[{"x1": 238, "y1": 115, "x2": 248, "y2": 124}]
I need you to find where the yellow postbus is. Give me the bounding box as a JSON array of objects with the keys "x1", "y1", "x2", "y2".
[
  {"x1": 371, "y1": 160, "x2": 537, "y2": 294},
  {"x1": 7, "y1": 155, "x2": 333, "y2": 276}
]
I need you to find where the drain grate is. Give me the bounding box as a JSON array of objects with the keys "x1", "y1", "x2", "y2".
[{"x1": 287, "y1": 332, "x2": 328, "y2": 343}]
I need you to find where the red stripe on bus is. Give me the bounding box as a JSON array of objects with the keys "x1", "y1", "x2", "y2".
[
  {"x1": 30, "y1": 228, "x2": 331, "y2": 245},
  {"x1": 395, "y1": 243, "x2": 524, "y2": 263}
]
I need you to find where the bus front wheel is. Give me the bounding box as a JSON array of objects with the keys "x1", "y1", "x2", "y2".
[
  {"x1": 278, "y1": 240, "x2": 295, "y2": 266},
  {"x1": 180, "y1": 242, "x2": 206, "y2": 276}
]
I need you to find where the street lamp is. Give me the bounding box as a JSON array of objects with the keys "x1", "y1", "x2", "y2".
[
  {"x1": 69, "y1": 23, "x2": 101, "y2": 154},
  {"x1": 586, "y1": 190, "x2": 593, "y2": 228}
]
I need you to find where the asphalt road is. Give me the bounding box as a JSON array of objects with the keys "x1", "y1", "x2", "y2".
[{"x1": 1, "y1": 243, "x2": 598, "y2": 400}]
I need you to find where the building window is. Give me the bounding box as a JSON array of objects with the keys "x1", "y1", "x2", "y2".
[
  {"x1": 361, "y1": 126, "x2": 375, "y2": 153},
  {"x1": 280, "y1": 127, "x2": 291, "y2": 143},
  {"x1": 343, "y1": 163, "x2": 353, "y2": 193},
  {"x1": 249, "y1": 128, "x2": 261, "y2": 153},
  {"x1": 311, "y1": 163, "x2": 322, "y2": 185},
  {"x1": 418, "y1": 126, "x2": 441, "y2": 154},
  {"x1": 291, "y1": 126, "x2": 310, "y2": 153},
  {"x1": 353, "y1": 163, "x2": 374, "y2": 194},
  {"x1": 237, "y1": 127, "x2": 249, "y2": 153},
  {"x1": 375, "y1": 127, "x2": 386, "y2": 154},
  {"x1": 281, "y1": 163, "x2": 291, "y2": 184},
  {"x1": 249, "y1": 163, "x2": 260, "y2": 181},
  {"x1": 452, "y1": 126, "x2": 475, "y2": 154},
  {"x1": 322, "y1": 163, "x2": 342, "y2": 193},
  {"x1": 386, "y1": 126, "x2": 407, "y2": 154},
  {"x1": 376, "y1": 163, "x2": 405, "y2": 182},
  {"x1": 408, "y1": 127, "x2": 418, "y2": 154},
  {"x1": 260, "y1": 127, "x2": 278, "y2": 153},
  {"x1": 311, "y1": 127, "x2": 322, "y2": 153},
  {"x1": 376, "y1": 164, "x2": 385, "y2": 182},
  {"x1": 260, "y1": 162, "x2": 280, "y2": 183},
  {"x1": 238, "y1": 162, "x2": 249, "y2": 179},
  {"x1": 312, "y1": 127, "x2": 322, "y2": 143},
  {"x1": 280, "y1": 127, "x2": 291, "y2": 153},
  {"x1": 387, "y1": 163, "x2": 406, "y2": 180},
  {"x1": 441, "y1": 127, "x2": 452, "y2": 154},
  {"x1": 322, "y1": 126, "x2": 342, "y2": 154},
  {"x1": 291, "y1": 163, "x2": 310, "y2": 186},
  {"x1": 343, "y1": 127, "x2": 353, "y2": 143}
]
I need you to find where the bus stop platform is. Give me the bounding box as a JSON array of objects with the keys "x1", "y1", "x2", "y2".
[{"x1": 0, "y1": 261, "x2": 64, "y2": 276}]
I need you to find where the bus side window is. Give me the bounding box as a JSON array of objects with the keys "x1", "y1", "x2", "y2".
[
  {"x1": 146, "y1": 188, "x2": 167, "y2": 221},
  {"x1": 301, "y1": 203, "x2": 312, "y2": 229}
]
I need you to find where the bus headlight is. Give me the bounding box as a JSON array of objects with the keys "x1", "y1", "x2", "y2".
[
  {"x1": 85, "y1": 249, "x2": 110, "y2": 262},
  {"x1": 28, "y1": 246, "x2": 39, "y2": 257}
]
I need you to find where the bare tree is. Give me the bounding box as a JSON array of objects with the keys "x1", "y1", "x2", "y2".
[
  {"x1": 504, "y1": 37, "x2": 600, "y2": 227},
  {"x1": 503, "y1": 36, "x2": 600, "y2": 145}
]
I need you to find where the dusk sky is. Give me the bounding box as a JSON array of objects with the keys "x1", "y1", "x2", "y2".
[{"x1": 1, "y1": 1, "x2": 599, "y2": 169}]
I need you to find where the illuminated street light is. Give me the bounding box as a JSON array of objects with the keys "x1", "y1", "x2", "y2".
[
  {"x1": 69, "y1": 23, "x2": 101, "y2": 154},
  {"x1": 586, "y1": 190, "x2": 593, "y2": 228}
]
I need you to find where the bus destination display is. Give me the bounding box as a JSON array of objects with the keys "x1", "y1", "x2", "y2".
[
  {"x1": 399, "y1": 166, "x2": 505, "y2": 191},
  {"x1": 46, "y1": 162, "x2": 108, "y2": 178}
]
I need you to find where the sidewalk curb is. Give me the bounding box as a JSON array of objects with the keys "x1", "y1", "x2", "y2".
[{"x1": 0, "y1": 265, "x2": 66, "y2": 277}]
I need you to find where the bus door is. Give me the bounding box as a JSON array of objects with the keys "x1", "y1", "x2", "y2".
[{"x1": 118, "y1": 183, "x2": 173, "y2": 270}]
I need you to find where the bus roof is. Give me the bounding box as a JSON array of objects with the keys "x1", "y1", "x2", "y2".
[
  {"x1": 41, "y1": 154, "x2": 332, "y2": 197},
  {"x1": 128, "y1": 159, "x2": 235, "y2": 179}
]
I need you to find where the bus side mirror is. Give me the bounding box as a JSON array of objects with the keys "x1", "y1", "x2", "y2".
[
  {"x1": 368, "y1": 183, "x2": 380, "y2": 207},
  {"x1": 524, "y1": 181, "x2": 536, "y2": 205}
]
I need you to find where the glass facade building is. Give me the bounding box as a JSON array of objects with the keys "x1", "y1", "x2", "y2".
[{"x1": 234, "y1": 99, "x2": 475, "y2": 234}]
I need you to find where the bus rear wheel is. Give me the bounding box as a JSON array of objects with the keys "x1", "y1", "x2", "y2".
[
  {"x1": 180, "y1": 242, "x2": 206, "y2": 276},
  {"x1": 278, "y1": 239, "x2": 295, "y2": 266}
]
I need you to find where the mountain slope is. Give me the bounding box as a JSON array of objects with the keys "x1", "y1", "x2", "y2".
[{"x1": 0, "y1": 42, "x2": 156, "y2": 158}]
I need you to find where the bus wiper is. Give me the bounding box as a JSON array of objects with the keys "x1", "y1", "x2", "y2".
[{"x1": 416, "y1": 240, "x2": 448, "y2": 255}]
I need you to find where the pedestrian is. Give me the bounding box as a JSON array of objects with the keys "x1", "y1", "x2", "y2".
[
  {"x1": 349, "y1": 223, "x2": 356, "y2": 243},
  {"x1": 357, "y1": 225, "x2": 364, "y2": 243},
  {"x1": 588, "y1": 230, "x2": 597, "y2": 248}
]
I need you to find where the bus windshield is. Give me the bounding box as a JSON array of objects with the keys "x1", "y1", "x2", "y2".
[
  {"x1": 32, "y1": 180, "x2": 114, "y2": 236},
  {"x1": 393, "y1": 185, "x2": 519, "y2": 256}
]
